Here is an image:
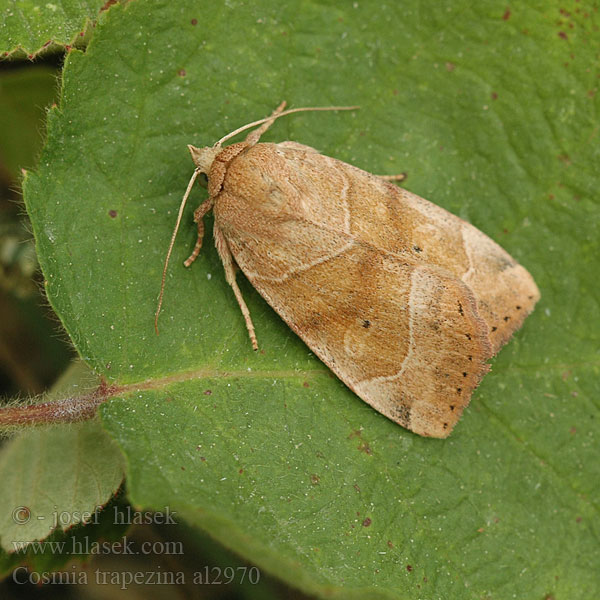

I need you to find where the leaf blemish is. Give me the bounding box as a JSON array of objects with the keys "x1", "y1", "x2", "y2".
[{"x1": 357, "y1": 442, "x2": 372, "y2": 455}]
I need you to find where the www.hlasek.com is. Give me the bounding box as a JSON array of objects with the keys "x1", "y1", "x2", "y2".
[
  {"x1": 11, "y1": 535, "x2": 182, "y2": 556},
  {"x1": 12, "y1": 566, "x2": 261, "y2": 588}
]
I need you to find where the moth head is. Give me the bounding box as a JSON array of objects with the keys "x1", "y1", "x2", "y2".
[{"x1": 188, "y1": 145, "x2": 219, "y2": 175}]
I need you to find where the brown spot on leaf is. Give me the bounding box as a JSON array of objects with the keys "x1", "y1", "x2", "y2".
[{"x1": 357, "y1": 442, "x2": 372, "y2": 455}]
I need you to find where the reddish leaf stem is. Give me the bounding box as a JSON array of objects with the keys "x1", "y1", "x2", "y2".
[{"x1": 0, "y1": 382, "x2": 118, "y2": 427}]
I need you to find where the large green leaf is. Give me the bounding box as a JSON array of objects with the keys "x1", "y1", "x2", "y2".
[{"x1": 22, "y1": 0, "x2": 600, "y2": 598}]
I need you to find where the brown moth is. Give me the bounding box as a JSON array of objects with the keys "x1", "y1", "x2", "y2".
[{"x1": 156, "y1": 102, "x2": 540, "y2": 438}]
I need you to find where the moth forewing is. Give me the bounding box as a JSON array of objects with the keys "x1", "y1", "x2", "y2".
[{"x1": 163, "y1": 103, "x2": 540, "y2": 438}]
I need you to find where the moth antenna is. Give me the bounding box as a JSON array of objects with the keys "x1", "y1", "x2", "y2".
[
  {"x1": 155, "y1": 168, "x2": 201, "y2": 335},
  {"x1": 215, "y1": 105, "x2": 360, "y2": 147}
]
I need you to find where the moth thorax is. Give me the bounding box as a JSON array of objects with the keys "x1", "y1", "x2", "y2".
[{"x1": 188, "y1": 145, "x2": 219, "y2": 174}]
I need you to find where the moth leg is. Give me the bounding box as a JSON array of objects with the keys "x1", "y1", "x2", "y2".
[
  {"x1": 377, "y1": 173, "x2": 406, "y2": 182},
  {"x1": 244, "y1": 101, "x2": 287, "y2": 146},
  {"x1": 184, "y1": 197, "x2": 215, "y2": 267},
  {"x1": 213, "y1": 224, "x2": 258, "y2": 351}
]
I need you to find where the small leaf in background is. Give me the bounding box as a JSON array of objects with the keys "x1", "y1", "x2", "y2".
[
  {"x1": 0, "y1": 492, "x2": 129, "y2": 579},
  {"x1": 0, "y1": 361, "x2": 125, "y2": 551},
  {"x1": 20, "y1": 0, "x2": 600, "y2": 598},
  {"x1": 0, "y1": 0, "x2": 108, "y2": 57}
]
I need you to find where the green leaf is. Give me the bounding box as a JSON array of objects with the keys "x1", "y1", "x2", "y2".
[
  {"x1": 22, "y1": 0, "x2": 600, "y2": 598},
  {"x1": 0, "y1": 0, "x2": 106, "y2": 57},
  {"x1": 0, "y1": 361, "x2": 125, "y2": 551},
  {"x1": 0, "y1": 492, "x2": 129, "y2": 578}
]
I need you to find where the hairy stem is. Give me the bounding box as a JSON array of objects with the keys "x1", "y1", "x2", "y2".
[{"x1": 0, "y1": 382, "x2": 117, "y2": 427}]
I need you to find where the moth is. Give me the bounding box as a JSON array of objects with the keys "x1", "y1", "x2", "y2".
[{"x1": 156, "y1": 102, "x2": 540, "y2": 438}]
